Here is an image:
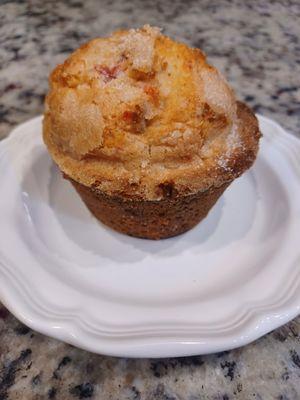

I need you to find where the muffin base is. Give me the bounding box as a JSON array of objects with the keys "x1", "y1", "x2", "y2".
[{"x1": 68, "y1": 177, "x2": 231, "y2": 240}]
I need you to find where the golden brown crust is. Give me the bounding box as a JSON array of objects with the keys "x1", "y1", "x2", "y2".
[
  {"x1": 44, "y1": 101, "x2": 260, "y2": 200},
  {"x1": 43, "y1": 25, "x2": 261, "y2": 201}
]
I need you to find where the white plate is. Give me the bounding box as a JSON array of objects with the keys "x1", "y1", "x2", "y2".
[{"x1": 0, "y1": 115, "x2": 299, "y2": 358}]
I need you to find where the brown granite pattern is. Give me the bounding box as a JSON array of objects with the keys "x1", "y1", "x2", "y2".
[{"x1": 0, "y1": 1, "x2": 300, "y2": 399}]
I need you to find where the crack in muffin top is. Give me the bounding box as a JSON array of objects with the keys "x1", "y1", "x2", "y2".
[{"x1": 43, "y1": 25, "x2": 260, "y2": 200}]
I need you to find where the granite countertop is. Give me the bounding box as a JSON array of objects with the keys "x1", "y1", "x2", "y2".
[{"x1": 0, "y1": 1, "x2": 300, "y2": 399}]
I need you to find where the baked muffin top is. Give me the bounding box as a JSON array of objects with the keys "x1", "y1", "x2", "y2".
[{"x1": 43, "y1": 25, "x2": 260, "y2": 200}]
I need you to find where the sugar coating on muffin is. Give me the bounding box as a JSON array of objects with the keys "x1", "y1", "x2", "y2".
[{"x1": 43, "y1": 25, "x2": 259, "y2": 200}]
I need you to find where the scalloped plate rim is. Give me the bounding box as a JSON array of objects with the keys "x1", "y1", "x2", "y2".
[{"x1": 0, "y1": 114, "x2": 299, "y2": 358}]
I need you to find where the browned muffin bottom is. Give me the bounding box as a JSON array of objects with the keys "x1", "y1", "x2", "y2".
[{"x1": 69, "y1": 177, "x2": 230, "y2": 240}]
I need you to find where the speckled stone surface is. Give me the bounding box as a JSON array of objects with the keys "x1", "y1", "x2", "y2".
[{"x1": 0, "y1": 1, "x2": 300, "y2": 399}]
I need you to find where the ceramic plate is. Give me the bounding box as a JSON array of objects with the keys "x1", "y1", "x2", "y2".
[{"x1": 0, "y1": 115, "x2": 299, "y2": 358}]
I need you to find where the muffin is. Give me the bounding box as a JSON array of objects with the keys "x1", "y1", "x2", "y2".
[{"x1": 43, "y1": 25, "x2": 261, "y2": 239}]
